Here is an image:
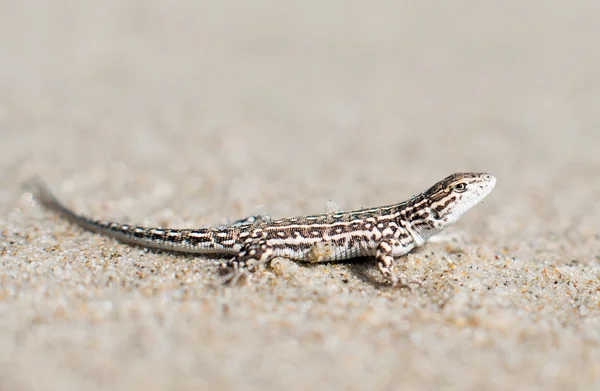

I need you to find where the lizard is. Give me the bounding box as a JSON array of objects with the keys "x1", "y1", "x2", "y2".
[{"x1": 27, "y1": 172, "x2": 496, "y2": 286}]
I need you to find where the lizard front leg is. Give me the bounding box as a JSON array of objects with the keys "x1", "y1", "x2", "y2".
[{"x1": 375, "y1": 239, "x2": 422, "y2": 287}]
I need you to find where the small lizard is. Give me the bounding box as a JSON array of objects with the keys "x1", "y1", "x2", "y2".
[{"x1": 27, "y1": 172, "x2": 496, "y2": 286}]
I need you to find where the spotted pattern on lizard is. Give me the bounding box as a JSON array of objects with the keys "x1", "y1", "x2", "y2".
[{"x1": 27, "y1": 172, "x2": 496, "y2": 286}]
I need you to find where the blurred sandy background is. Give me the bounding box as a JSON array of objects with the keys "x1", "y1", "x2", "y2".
[{"x1": 1, "y1": 1, "x2": 600, "y2": 390}]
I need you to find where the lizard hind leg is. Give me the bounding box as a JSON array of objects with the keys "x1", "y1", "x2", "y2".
[
  {"x1": 219, "y1": 239, "x2": 275, "y2": 285},
  {"x1": 229, "y1": 214, "x2": 272, "y2": 227}
]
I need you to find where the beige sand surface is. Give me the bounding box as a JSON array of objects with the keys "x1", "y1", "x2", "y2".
[{"x1": 1, "y1": 1, "x2": 600, "y2": 390}]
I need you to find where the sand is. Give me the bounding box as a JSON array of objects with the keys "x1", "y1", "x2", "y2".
[{"x1": 1, "y1": 1, "x2": 600, "y2": 390}]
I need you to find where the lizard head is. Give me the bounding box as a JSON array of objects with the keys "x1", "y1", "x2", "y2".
[{"x1": 412, "y1": 172, "x2": 496, "y2": 239}]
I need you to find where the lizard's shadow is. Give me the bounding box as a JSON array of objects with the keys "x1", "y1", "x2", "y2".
[
  {"x1": 299, "y1": 257, "x2": 390, "y2": 289},
  {"x1": 344, "y1": 258, "x2": 391, "y2": 288},
  {"x1": 302, "y1": 246, "x2": 432, "y2": 289}
]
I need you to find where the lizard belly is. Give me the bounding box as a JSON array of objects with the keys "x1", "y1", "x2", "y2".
[
  {"x1": 273, "y1": 240, "x2": 375, "y2": 263},
  {"x1": 391, "y1": 241, "x2": 416, "y2": 257}
]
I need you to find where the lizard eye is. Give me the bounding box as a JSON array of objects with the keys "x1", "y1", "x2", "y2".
[{"x1": 453, "y1": 182, "x2": 467, "y2": 192}]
